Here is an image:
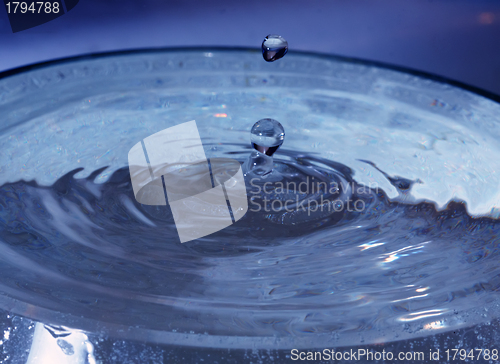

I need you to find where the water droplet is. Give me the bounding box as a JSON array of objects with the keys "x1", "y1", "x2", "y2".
[
  {"x1": 57, "y1": 339, "x2": 75, "y2": 355},
  {"x1": 245, "y1": 119, "x2": 285, "y2": 177},
  {"x1": 262, "y1": 35, "x2": 288, "y2": 62},
  {"x1": 251, "y1": 118, "x2": 285, "y2": 156}
]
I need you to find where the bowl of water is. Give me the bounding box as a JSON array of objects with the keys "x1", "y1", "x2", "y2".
[{"x1": 1, "y1": 48, "x2": 500, "y2": 363}]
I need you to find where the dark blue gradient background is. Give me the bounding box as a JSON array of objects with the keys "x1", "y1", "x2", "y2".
[{"x1": 0, "y1": 0, "x2": 499, "y2": 94}]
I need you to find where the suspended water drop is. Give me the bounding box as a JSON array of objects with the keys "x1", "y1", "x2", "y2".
[
  {"x1": 250, "y1": 118, "x2": 285, "y2": 156},
  {"x1": 261, "y1": 34, "x2": 288, "y2": 62},
  {"x1": 245, "y1": 118, "x2": 285, "y2": 177}
]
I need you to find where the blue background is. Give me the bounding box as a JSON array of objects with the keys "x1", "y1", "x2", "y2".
[{"x1": 0, "y1": 0, "x2": 500, "y2": 95}]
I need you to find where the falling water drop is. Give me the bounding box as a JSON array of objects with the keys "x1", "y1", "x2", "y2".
[{"x1": 261, "y1": 35, "x2": 288, "y2": 62}]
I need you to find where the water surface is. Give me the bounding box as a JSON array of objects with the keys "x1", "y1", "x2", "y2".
[{"x1": 0, "y1": 49, "x2": 500, "y2": 349}]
